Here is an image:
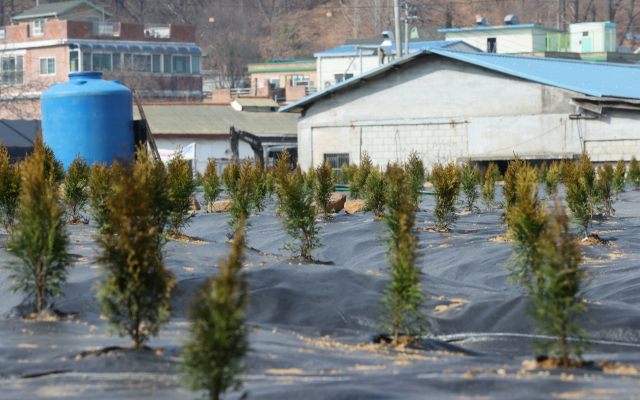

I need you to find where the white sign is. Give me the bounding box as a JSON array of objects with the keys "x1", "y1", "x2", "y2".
[{"x1": 158, "y1": 143, "x2": 195, "y2": 162}]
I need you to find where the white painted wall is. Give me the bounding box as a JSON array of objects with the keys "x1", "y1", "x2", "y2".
[
  {"x1": 444, "y1": 27, "x2": 553, "y2": 54},
  {"x1": 155, "y1": 138, "x2": 254, "y2": 174},
  {"x1": 295, "y1": 54, "x2": 639, "y2": 171}
]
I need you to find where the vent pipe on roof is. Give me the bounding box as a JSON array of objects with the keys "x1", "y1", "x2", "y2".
[
  {"x1": 381, "y1": 31, "x2": 394, "y2": 46},
  {"x1": 504, "y1": 15, "x2": 520, "y2": 25},
  {"x1": 476, "y1": 16, "x2": 487, "y2": 26}
]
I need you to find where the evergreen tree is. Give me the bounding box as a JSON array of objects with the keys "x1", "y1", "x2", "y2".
[
  {"x1": 350, "y1": 151, "x2": 372, "y2": 199},
  {"x1": 43, "y1": 143, "x2": 65, "y2": 185},
  {"x1": 222, "y1": 160, "x2": 241, "y2": 195},
  {"x1": 406, "y1": 150, "x2": 425, "y2": 207},
  {"x1": 8, "y1": 135, "x2": 70, "y2": 312},
  {"x1": 506, "y1": 166, "x2": 548, "y2": 291},
  {"x1": 167, "y1": 149, "x2": 197, "y2": 236},
  {"x1": 613, "y1": 159, "x2": 626, "y2": 200},
  {"x1": 503, "y1": 155, "x2": 526, "y2": 224},
  {"x1": 0, "y1": 143, "x2": 21, "y2": 234},
  {"x1": 338, "y1": 162, "x2": 350, "y2": 184},
  {"x1": 226, "y1": 160, "x2": 253, "y2": 239},
  {"x1": 273, "y1": 150, "x2": 292, "y2": 215},
  {"x1": 531, "y1": 200, "x2": 588, "y2": 366},
  {"x1": 305, "y1": 164, "x2": 317, "y2": 193},
  {"x1": 379, "y1": 164, "x2": 427, "y2": 346},
  {"x1": 540, "y1": 161, "x2": 548, "y2": 183},
  {"x1": 544, "y1": 161, "x2": 561, "y2": 199},
  {"x1": 486, "y1": 161, "x2": 501, "y2": 182},
  {"x1": 363, "y1": 167, "x2": 386, "y2": 218},
  {"x1": 96, "y1": 157, "x2": 175, "y2": 348},
  {"x1": 347, "y1": 163, "x2": 360, "y2": 199},
  {"x1": 315, "y1": 160, "x2": 334, "y2": 218},
  {"x1": 481, "y1": 171, "x2": 496, "y2": 211},
  {"x1": 596, "y1": 164, "x2": 615, "y2": 216},
  {"x1": 63, "y1": 154, "x2": 91, "y2": 223},
  {"x1": 181, "y1": 221, "x2": 250, "y2": 400},
  {"x1": 563, "y1": 153, "x2": 595, "y2": 239},
  {"x1": 265, "y1": 168, "x2": 276, "y2": 200},
  {"x1": 250, "y1": 161, "x2": 267, "y2": 212},
  {"x1": 431, "y1": 161, "x2": 460, "y2": 231},
  {"x1": 459, "y1": 158, "x2": 480, "y2": 212},
  {"x1": 627, "y1": 155, "x2": 640, "y2": 190},
  {"x1": 275, "y1": 153, "x2": 322, "y2": 260},
  {"x1": 203, "y1": 158, "x2": 221, "y2": 211},
  {"x1": 89, "y1": 161, "x2": 116, "y2": 235}
]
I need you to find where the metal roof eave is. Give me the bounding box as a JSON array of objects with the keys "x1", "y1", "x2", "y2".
[
  {"x1": 438, "y1": 24, "x2": 564, "y2": 33},
  {"x1": 13, "y1": 0, "x2": 113, "y2": 20}
]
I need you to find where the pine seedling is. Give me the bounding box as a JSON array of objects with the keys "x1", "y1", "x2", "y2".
[
  {"x1": 628, "y1": 156, "x2": 640, "y2": 190},
  {"x1": 8, "y1": 135, "x2": 70, "y2": 313},
  {"x1": 315, "y1": 160, "x2": 334, "y2": 218},
  {"x1": 350, "y1": 151, "x2": 372, "y2": 200},
  {"x1": 180, "y1": 220, "x2": 250, "y2": 400},
  {"x1": 0, "y1": 143, "x2": 21, "y2": 234},
  {"x1": 379, "y1": 163, "x2": 427, "y2": 346},
  {"x1": 363, "y1": 167, "x2": 386, "y2": 218},
  {"x1": 63, "y1": 154, "x2": 91, "y2": 224},
  {"x1": 603, "y1": 162, "x2": 614, "y2": 185},
  {"x1": 540, "y1": 161, "x2": 548, "y2": 182},
  {"x1": 222, "y1": 161, "x2": 241, "y2": 195},
  {"x1": 459, "y1": 158, "x2": 480, "y2": 212},
  {"x1": 563, "y1": 154, "x2": 594, "y2": 239},
  {"x1": 348, "y1": 163, "x2": 360, "y2": 199},
  {"x1": 89, "y1": 161, "x2": 116, "y2": 234},
  {"x1": 294, "y1": 163, "x2": 303, "y2": 184},
  {"x1": 613, "y1": 159, "x2": 626, "y2": 200},
  {"x1": 481, "y1": 172, "x2": 496, "y2": 211},
  {"x1": 544, "y1": 161, "x2": 561, "y2": 199},
  {"x1": 250, "y1": 161, "x2": 267, "y2": 212},
  {"x1": 502, "y1": 155, "x2": 526, "y2": 224},
  {"x1": 531, "y1": 200, "x2": 588, "y2": 366},
  {"x1": 167, "y1": 149, "x2": 197, "y2": 236},
  {"x1": 194, "y1": 170, "x2": 203, "y2": 186},
  {"x1": 227, "y1": 159, "x2": 253, "y2": 239},
  {"x1": 305, "y1": 164, "x2": 317, "y2": 194},
  {"x1": 43, "y1": 142, "x2": 65, "y2": 185},
  {"x1": 406, "y1": 150, "x2": 425, "y2": 207},
  {"x1": 431, "y1": 161, "x2": 460, "y2": 231},
  {"x1": 203, "y1": 158, "x2": 221, "y2": 212},
  {"x1": 487, "y1": 162, "x2": 501, "y2": 182},
  {"x1": 273, "y1": 150, "x2": 292, "y2": 215},
  {"x1": 506, "y1": 165, "x2": 549, "y2": 291},
  {"x1": 338, "y1": 162, "x2": 350, "y2": 184},
  {"x1": 265, "y1": 168, "x2": 276, "y2": 200},
  {"x1": 596, "y1": 165, "x2": 615, "y2": 216},
  {"x1": 276, "y1": 153, "x2": 322, "y2": 260}
]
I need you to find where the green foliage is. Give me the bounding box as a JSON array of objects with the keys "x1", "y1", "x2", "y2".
[
  {"x1": 63, "y1": 154, "x2": 91, "y2": 223},
  {"x1": 379, "y1": 164, "x2": 427, "y2": 345},
  {"x1": 503, "y1": 155, "x2": 526, "y2": 224},
  {"x1": 8, "y1": 135, "x2": 70, "y2": 312},
  {"x1": 347, "y1": 163, "x2": 359, "y2": 199},
  {"x1": 275, "y1": 153, "x2": 322, "y2": 260},
  {"x1": 627, "y1": 155, "x2": 640, "y2": 190},
  {"x1": 406, "y1": 150, "x2": 425, "y2": 207},
  {"x1": 226, "y1": 160, "x2": 253, "y2": 239},
  {"x1": 273, "y1": 150, "x2": 292, "y2": 214},
  {"x1": 43, "y1": 142, "x2": 65, "y2": 185},
  {"x1": 265, "y1": 168, "x2": 276, "y2": 200},
  {"x1": 481, "y1": 172, "x2": 496, "y2": 211},
  {"x1": 563, "y1": 153, "x2": 595, "y2": 238},
  {"x1": 194, "y1": 170, "x2": 204, "y2": 186},
  {"x1": 89, "y1": 162, "x2": 118, "y2": 235},
  {"x1": 222, "y1": 161, "x2": 241, "y2": 195},
  {"x1": 0, "y1": 144, "x2": 21, "y2": 234},
  {"x1": 350, "y1": 152, "x2": 372, "y2": 200},
  {"x1": 96, "y1": 156, "x2": 175, "y2": 349},
  {"x1": 180, "y1": 221, "x2": 250, "y2": 400},
  {"x1": 363, "y1": 167, "x2": 386, "y2": 218},
  {"x1": 506, "y1": 166, "x2": 548, "y2": 292},
  {"x1": 315, "y1": 160, "x2": 334, "y2": 218},
  {"x1": 203, "y1": 158, "x2": 221, "y2": 208},
  {"x1": 431, "y1": 161, "x2": 460, "y2": 231},
  {"x1": 596, "y1": 164, "x2": 615, "y2": 216},
  {"x1": 305, "y1": 164, "x2": 317, "y2": 194},
  {"x1": 459, "y1": 158, "x2": 480, "y2": 212},
  {"x1": 613, "y1": 159, "x2": 626, "y2": 200},
  {"x1": 530, "y1": 201, "x2": 588, "y2": 366},
  {"x1": 167, "y1": 149, "x2": 197, "y2": 235},
  {"x1": 338, "y1": 162, "x2": 350, "y2": 184},
  {"x1": 544, "y1": 161, "x2": 561, "y2": 199},
  {"x1": 540, "y1": 161, "x2": 548, "y2": 183},
  {"x1": 250, "y1": 161, "x2": 267, "y2": 212},
  {"x1": 486, "y1": 162, "x2": 501, "y2": 182}
]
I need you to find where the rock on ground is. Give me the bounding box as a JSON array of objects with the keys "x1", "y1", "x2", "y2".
[
  {"x1": 344, "y1": 200, "x2": 364, "y2": 214},
  {"x1": 312, "y1": 192, "x2": 346, "y2": 214},
  {"x1": 209, "y1": 200, "x2": 232, "y2": 213}
]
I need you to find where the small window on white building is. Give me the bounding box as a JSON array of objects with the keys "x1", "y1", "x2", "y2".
[
  {"x1": 191, "y1": 55, "x2": 200, "y2": 74},
  {"x1": 324, "y1": 153, "x2": 349, "y2": 172},
  {"x1": 2, "y1": 55, "x2": 24, "y2": 85},
  {"x1": 133, "y1": 55, "x2": 151, "y2": 72},
  {"x1": 152, "y1": 54, "x2": 161, "y2": 72},
  {"x1": 487, "y1": 38, "x2": 497, "y2": 53},
  {"x1": 39, "y1": 57, "x2": 55, "y2": 75},
  {"x1": 172, "y1": 55, "x2": 190, "y2": 74},
  {"x1": 0, "y1": 28, "x2": 6, "y2": 40},
  {"x1": 32, "y1": 19, "x2": 45, "y2": 36},
  {"x1": 69, "y1": 51, "x2": 79, "y2": 72}
]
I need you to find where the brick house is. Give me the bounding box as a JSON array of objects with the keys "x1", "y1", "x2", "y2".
[{"x1": 0, "y1": 0, "x2": 202, "y2": 119}]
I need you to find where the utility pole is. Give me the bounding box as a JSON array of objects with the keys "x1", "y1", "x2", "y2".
[
  {"x1": 404, "y1": 2, "x2": 409, "y2": 56},
  {"x1": 394, "y1": 0, "x2": 402, "y2": 58}
]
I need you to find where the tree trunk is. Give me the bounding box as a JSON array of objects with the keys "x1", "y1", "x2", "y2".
[
  {"x1": 394, "y1": 293, "x2": 399, "y2": 346},
  {"x1": 36, "y1": 259, "x2": 43, "y2": 312}
]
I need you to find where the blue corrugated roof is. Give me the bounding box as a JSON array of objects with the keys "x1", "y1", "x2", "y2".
[
  {"x1": 314, "y1": 40, "x2": 475, "y2": 57},
  {"x1": 438, "y1": 24, "x2": 564, "y2": 33},
  {"x1": 280, "y1": 48, "x2": 640, "y2": 113}
]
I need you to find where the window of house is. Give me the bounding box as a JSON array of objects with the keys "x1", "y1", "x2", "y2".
[
  {"x1": 133, "y1": 54, "x2": 151, "y2": 72},
  {"x1": 172, "y1": 55, "x2": 190, "y2": 73},
  {"x1": 69, "y1": 51, "x2": 79, "y2": 72},
  {"x1": 39, "y1": 57, "x2": 55, "y2": 75},
  {"x1": 324, "y1": 153, "x2": 349, "y2": 172},
  {"x1": 582, "y1": 31, "x2": 589, "y2": 37},
  {"x1": 334, "y1": 73, "x2": 344, "y2": 83},
  {"x1": 92, "y1": 53, "x2": 111, "y2": 71},
  {"x1": 123, "y1": 53, "x2": 132, "y2": 69},
  {"x1": 0, "y1": 28, "x2": 6, "y2": 40},
  {"x1": 1, "y1": 55, "x2": 23, "y2": 85},
  {"x1": 82, "y1": 52, "x2": 91, "y2": 71},
  {"x1": 152, "y1": 54, "x2": 161, "y2": 73},
  {"x1": 32, "y1": 19, "x2": 45, "y2": 36},
  {"x1": 487, "y1": 38, "x2": 497, "y2": 53},
  {"x1": 191, "y1": 55, "x2": 200, "y2": 74},
  {"x1": 112, "y1": 53, "x2": 121, "y2": 70},
  {"x1": 163, "y1": 54, "x2": 171, "y2": 73}
]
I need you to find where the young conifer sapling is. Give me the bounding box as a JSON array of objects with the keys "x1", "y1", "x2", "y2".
[
  {"x1": 406, "y1": 150, "x2": 425, "y2": 208},
  {"x1": 167, "y1": 149, "x2": 197, "y2": 236},
  {"x1": 314, "y1": 160, "x2": 334, "y2": 218},
  {"x1": 0, "y1": 143, "x2": 21, "y2": 234},
  {"x1": 63, "y1": 154, "x2": 91, "y2": 224},
  {"x1": 203, "y1": 158, "x2": 221, "y2": 212},
  {"x1": 460, "y1": 158, "x2": 480, "y2": 212},
  {"x1": 363, "y1": 167, "x2": 386, "y2": 218},
  {"x1": 431, "y1": 162, "x2": 460, "y2": 231},
  {"x1": 613, "y1": 159, "x2": 626, "y2": 200}
]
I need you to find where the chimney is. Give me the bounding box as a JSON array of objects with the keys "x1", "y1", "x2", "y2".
[
  {"x1": 504, "y1": 15, "x2": 520, "y2": 25},
  {"x1": 475, "y1": 15, "x2": 488, "y2": 26}
]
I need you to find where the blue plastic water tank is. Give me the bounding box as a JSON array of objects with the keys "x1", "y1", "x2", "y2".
[{"x1": 41, "y1": 72, "x2": 134, "y2": 169}]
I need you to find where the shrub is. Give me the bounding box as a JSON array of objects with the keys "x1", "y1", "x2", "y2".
[
  {"x1": 459, "y1": 158, "x2": 480, "y2": 212},
  {"x1": 265, "y1": 168, "x2": 276, "y2": 200},
  {"x1": 273, "y1": 151, "x2": 292, "y2": 214},
  {"x1": 487, "y1": 162, "x2": 501, "y2": 182},
  {"x1": 276, "y1": 154, "x2": 322, "y2": 260},
  {"x1": 563, "y1": 153, "x2": 594, "y2": 239},
  {"x1": 167, "y1": 149, "x2": 197, "y2": 236},
  {"x1": 305, "y1": 164, "x2": 317, "y2": 194},
  {"x1": 613, "y1": 159, "x2": 626, "y2": 200},
  {"x1": 315, "y1": 160, "x2": 334, "y2": 218},
  {"x1": 180, "y1": 221, "x2": 250, "y2": 400},
  {"x1": 0, "y1": 144, "x2": 22, "y2": 234},
  {"x1": 227, "y1": 160, "x2": 253, "y2": 239},
  {"x1": 222, "y1": 160, "x2": 241, "y2": 195},
  {"x1": 431, "y1": 161, "x2": 460, "y2": 231},
  {"x1": 294, "y1": 163, "x2": 304, "y2": 184},
  {"x1": 43, "y1": 142, "x2": 65, "y2": 185},
  {"x1": 544, "y1": 161, "x2": 561, "y2": 199},
  {"x1": 203, "y1": 158, "x2": 221, "y2": 210},
  {"x1": 96, "y1": 157, "x2": 175, "y2": 349},
  {"x1": 63, "y1": 154, "x2": 91, "y2": 223},
  {"x1": 406, "y1": 150, "x2": 425, "y2": 207},
  {"x1": 338, "y1": 162, "x2": 350, "y2": 184},
  {"x1": 251, "y1": 161, "x2": 267, "y2": 212},
  {"x1": 503, "y1": 155, "x2": 526, "y2": 224},
  {"x1": 531, "y1": 200, "x2": 588, "y2": 366},
  {"x1": 348, "y1": 163, "x2": 360, "y2": 199},
  {"x1": 363, "y1": 167, "x2": 386, "y2": 218},
  {"x1": 481, "y1": 172, "x2": 496, "y2": 211},
  {"x1": 379, "y1": 164, "x2": 427, "y2": 346},
  {"x1": 540, "y1": 161, "x2": 548, "y2": 182},
  {"x1": 89, "y1": 162, "x2": 116, "y2": 234},
  {"x1": 627, "y1": 155, "x2": 640, "y2": 190},
  {"x1": 194, "y1": 170, "x2": 204, "y2": 186},
  {"x1": 350, "y1": 151, "x2": 372, "y2": 199},
  {"x1": 8, "y1": 135, "x2": 70, "y2": 313},
  {"x1": 596, "y1": 164, "x2": 615, "y2": 216},
  {"x1": 506, "y1": 166, "x2": 548, "y2": 292}
]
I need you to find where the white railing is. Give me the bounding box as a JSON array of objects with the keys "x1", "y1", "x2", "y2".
[
  {"x1": 97, "y1": 22, "x2": 119, "y2": 36},
  {"x1": 306, "y1": 87, "x2": 317, "y2": 96},
  {"x1": 230, "y1": 87, "x2": 251, "y2": 97},
  {"x1": 144, "y1": 24, "x2": 170, "y2": 39}
]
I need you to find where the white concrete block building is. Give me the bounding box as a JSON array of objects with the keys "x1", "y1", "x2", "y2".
[{"x1": 280, "y1": 48, "x2": 640, "y2": 172}]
